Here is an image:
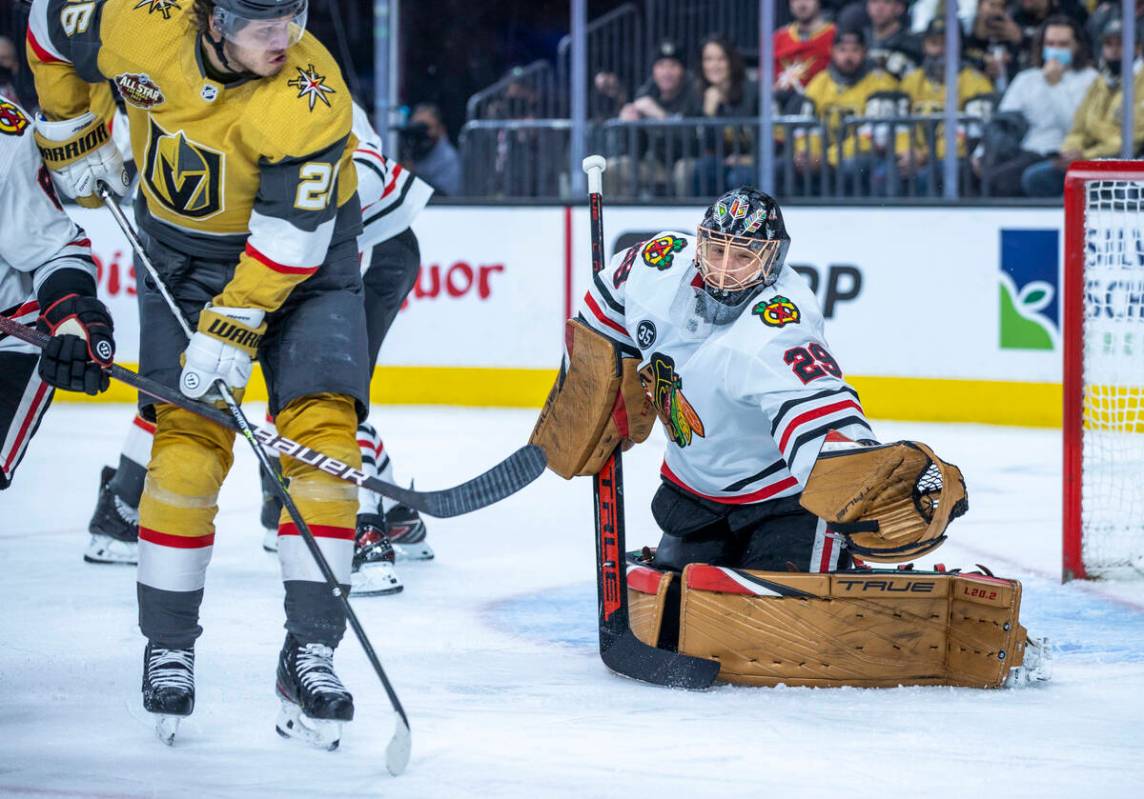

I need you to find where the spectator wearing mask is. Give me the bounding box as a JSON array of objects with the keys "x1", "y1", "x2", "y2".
[
  {"x1": 895, "y1": 17, "x2": 994, "y2": 190},
  {"x1": 1023, "y1": 19, "x2": 1144, "y2": 196},
  {"x1": 865, "y1": 0, "x2": 923, "y2": 80},
  {"x1": 603, "y1": 41, "x2": 699, "y2": 196},
  {"x1": 406, "y1": 103, "x2": 462, "y2": 197},
  {"x1": 964, "y1": 0, "x2": 1023, "y2": 92},
  {"x1": 681, "y1": 35, "x2": 759, "y2": 195},
  {"x1": 774, "y1": 0, "x2": 837, "y2": 100},
  {"x1": 976, "y1": 15, "x2": 1096, "y2": 196},
  {"x1": 797, "y1": 28, "x2": 899, "y2": 193}
]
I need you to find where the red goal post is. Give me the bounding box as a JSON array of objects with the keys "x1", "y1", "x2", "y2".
[{"x1": 1063, "y1": 160, "x2": 1144, "y2": 581}]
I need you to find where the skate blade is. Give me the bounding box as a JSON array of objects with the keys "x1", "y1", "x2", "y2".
[
  {"x1": 275, "y1": 699, "x2": 343, "y2": 751},
  {"x1": 350, "y1": 563, "x2": 404, "y2": 597},
  {"x1": 154, "y1": 714, "x2": 181, "y2": 746},
  {"x1": 83, "y1": 535, "x2": 138, "y2": 565},
  {"x1": 262, "y1": 527, "x2": 279, "y2": 553},
  {"x1": 393, "y1": 542, "x2": 434, "y2": 561}
]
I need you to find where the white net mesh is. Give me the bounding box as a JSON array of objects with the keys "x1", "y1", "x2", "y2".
[{"x1": 1081, "y1": 179, "x2": 1144, "y2": 578}]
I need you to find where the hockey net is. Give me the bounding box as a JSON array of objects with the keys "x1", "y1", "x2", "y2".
[{"x1": 1063, "y1": 162, "x2": 1144, "y2": 580}]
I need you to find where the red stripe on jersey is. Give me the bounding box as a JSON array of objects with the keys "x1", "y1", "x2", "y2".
[
  {"x1": 2, "y1": 380, "x2": 50, "y2": 473},
  {"x1": 139, "y1": 527, "x2": 216, "y2": 549},
  {"x1": 66, "y1": 237, "x2": 92, "y2": 249},
  {"x1": 380, "y1": 164, "x2": 404, "y2": 199},
  {"x1": 583, "y1": 293, "x2": 628, "y2": 337},
  {"x1": 244, "y1": 243, "x2": 318, "y2": 276},
  {"x1": 817, "y1": 535, "x2": 834, "y2": 573},
  {"x1": 777, "y1": 399, "x2": 864, "y2": 454},
  {"x1": 661, "y1": 461, "x2": 798, "y2": 505},
  {"x1": 356, "y1": 438, "x2": 374, "y2": 450},
  {"x1": 26, "y1": 29, "x2": 66, "y2": 65},
  {"x1": 278, "y1": 523, "x2": 355, "y2": 540},
  {"x1": 627, "y1": 565, "x2": 665, "y2": 595},
  {"x1": 3, "y1": 301, "x2": 40, "y2": 320},
  {"x1": 685, "y1": 565, "x2": 755, "y2": 595},
  {"x1": 132, "y1": 415, "x2": 157, "y2": 435},
  {"x1": 354, "y1": 147, "x2": 387, "y2": 167}
]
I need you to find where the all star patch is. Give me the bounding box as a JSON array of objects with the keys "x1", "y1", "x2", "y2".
[
  {"x1": 115, "y1": 73, "x2": 165, "y2": 109},
  {"x1": 753, "y1": 295, "x2": 801, "y2": 328},
  {"x1": 641, "y1": 235, "x2": 687, "y2": 270},
  {"x1": 288, "y1": 64, "x2": 336, "y2": 111},
  {"x1": 0, "y1": 100, "x2": 29, "y2": 136}
]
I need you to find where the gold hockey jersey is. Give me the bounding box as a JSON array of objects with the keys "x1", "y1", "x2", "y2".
[
  {"x1": 896, "y1": 66, "x2": 994, "y2": 159},
  {"x1": 800, "y1": 67, "x2": 899, "y2": 166},
  {"x1": 26, "y1": 0, "x2": 359, "y2": 314}
]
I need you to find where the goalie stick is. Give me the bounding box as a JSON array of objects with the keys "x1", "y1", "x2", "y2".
[
  {"x1": 0, "y1": 307, "x2": 544, "y2": 520},
  {"x1": 581, "y1": 156, "x2": 720, "y2": 690}
]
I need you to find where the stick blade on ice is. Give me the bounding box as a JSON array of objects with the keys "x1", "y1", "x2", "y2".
[{"x1": 386, "y1": 718, "x2": 412, "y2": 776}]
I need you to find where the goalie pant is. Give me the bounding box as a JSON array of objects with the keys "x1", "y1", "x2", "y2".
[
  {"x1": 577, "y1": 231, "x2": 874, "y2": 570},
  {"x1": 0, "y1": 93, "x2": 98, "y2": 489}
]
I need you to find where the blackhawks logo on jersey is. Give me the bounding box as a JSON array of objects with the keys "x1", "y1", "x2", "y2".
[
  {"x1": 143, "y1": 117, "x2": 224, "y2": 219},
  {"x1": 0, "y1": 100, "x2": 29, "y2": 136},
  {"x1": 753, "y1": 295, "x2": 800, "y2": 328},
  {"x1": 641, "y1": 235, "x2": 687, "y2": 271},
  {"x1": 640, "y1": 353, "x2": 705, "y2": 448}
]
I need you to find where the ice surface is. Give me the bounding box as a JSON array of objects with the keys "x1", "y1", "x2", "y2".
[{"x1": 1, "y1": 406, "x2": 1142, "y2": 798}]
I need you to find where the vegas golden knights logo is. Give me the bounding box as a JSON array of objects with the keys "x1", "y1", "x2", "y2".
[{"x1": 143, "y1": 117, "x2": 223, "y2": 219}]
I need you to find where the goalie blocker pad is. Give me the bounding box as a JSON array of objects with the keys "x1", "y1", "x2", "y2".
[
  {"x1": 530, "y1": 320, "x2": 656, "y2": 479},
  {"x1": 663, "y1": 566, "x2": 1030, "y2": 688}
]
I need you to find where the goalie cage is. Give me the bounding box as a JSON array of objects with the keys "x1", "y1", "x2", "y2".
[{"x1": 1063, "y1": 161, "x2": 1144, "y2": 581}]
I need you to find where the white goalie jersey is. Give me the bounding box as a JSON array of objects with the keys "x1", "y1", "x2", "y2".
[
  {"x1": 577, "y1": 230, "x2": 875, "y2": 503},
  {"x1": 0, "y1": 95, "x2": 97, "y2": 355}
]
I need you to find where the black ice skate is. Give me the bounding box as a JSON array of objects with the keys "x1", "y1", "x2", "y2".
[
  {"x1": 260, "y1": 460, "x2": 284, "y2": 553},
  {"x1": 142, "y1": 643, "x2": 195, "y2": 745},
  {"x1": 351, "y1": 514, "x2": 403, "y2": 596},
  {"x1": 386, "y1": 502, "x2": 434, "y2": 561},
  {"x1": 86, "y1": 466, "x2": 139, "y2": 565},
  {"x1": 275, "y1": 635, "x2": 354, "y2": 750}
]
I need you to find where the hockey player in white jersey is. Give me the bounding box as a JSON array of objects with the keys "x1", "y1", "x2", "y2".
[
  {"x1": 0, "y1": 93, "x2": 115, "y2": 488},
  {"x1": 536, "y1": 187, "x2": 876, "y2": 578},
  {"x1": 84, "y1": 100, "x2": 435, "y2": 595}
]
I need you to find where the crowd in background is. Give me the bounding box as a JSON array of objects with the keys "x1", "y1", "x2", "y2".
[{"x1": 577, "y1": 0, "x2": 1144, "y2": 198}]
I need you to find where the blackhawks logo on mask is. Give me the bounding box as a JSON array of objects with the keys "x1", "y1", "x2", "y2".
[
  {"x1": 753, "y1": 295, "x2": 800, "y2": 328},
  {"x1": 639, "y1": 353, "x2": 705, "y2": 448},
  {"x1": 641, "y1": 235, "x2": 687, "y2": 270}
]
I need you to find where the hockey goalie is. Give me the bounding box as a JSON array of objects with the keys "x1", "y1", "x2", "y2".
[{"x1": 531, "y1": 187, "x2": 1048, "y2": 689}]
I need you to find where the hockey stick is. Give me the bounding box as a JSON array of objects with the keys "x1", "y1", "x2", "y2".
[
  {"x1": 97, "y1": 186, "x2": 411, "y2": 774},
  {"x1": 0, "y1": 314, "x2": 544, "y2": 519},
  {"x1": 581, "y1": 156, "x2": 720, "y2": 689}
]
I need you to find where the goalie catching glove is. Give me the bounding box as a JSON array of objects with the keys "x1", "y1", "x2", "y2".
[
  {"x1": 798, "y1": 432, "x2": 968, "y2": 562},
  {"x1": 530, "y1": 319, "x2": 657, "y2": 478}
]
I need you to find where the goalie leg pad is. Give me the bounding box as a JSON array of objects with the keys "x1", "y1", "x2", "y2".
[
  {"x1": 530, "y1": 320, "x2": 655, "y2": 479},
  {"x1": 626, "y1": 565, "x2": 675, "y2": 648},
  {"x1": 677, "y1": 566, "x2": 1029, "y2": 688}
]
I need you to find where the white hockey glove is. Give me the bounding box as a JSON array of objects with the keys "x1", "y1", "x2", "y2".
[
  {"x1": 34, "y1": 111, "x2": 129, "y2": 209},
  {"x1": 179, "y1": 305, "x2": 267, "y2": 400}
]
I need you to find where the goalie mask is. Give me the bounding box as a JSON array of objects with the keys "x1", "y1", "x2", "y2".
[{"x1": 697, "y1": 188, "x2": 789, "y2": 302}]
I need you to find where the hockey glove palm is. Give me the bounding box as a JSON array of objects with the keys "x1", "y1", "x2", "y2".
[
  {"x1": 36, "y1": 294, "x2": 116, "y2": 395},
  {"x1": 34, "y1": 112, "x2": 129, "y2": 209},
  {"x1": 179, "y1": 305, "x2": 266, "y2": 400}
]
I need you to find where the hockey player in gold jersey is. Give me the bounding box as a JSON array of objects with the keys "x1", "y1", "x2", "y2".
[
  {"x1": 795, "y1": 28, "x2": 899, "y2": 194},
  {"x1": 894, "y1": 18, "x2": 994, "y2": 192},
  {"x1": 27, "y1": 0, "x2": 367, "y2": 748}
]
